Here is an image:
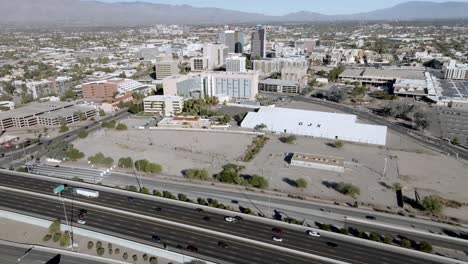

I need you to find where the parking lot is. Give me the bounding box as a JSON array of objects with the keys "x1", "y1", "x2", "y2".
[{"x1": 439, "y1": 79, "x2": 468, "y2": 99}]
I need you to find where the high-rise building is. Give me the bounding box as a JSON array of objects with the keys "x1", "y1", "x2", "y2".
[
  {"x1": 203, "y1": 44, "x2": 228, "y2": 69},
  {"x1": 190, "y1": 57, "x2": 209, "y2": 72},
  {"x1": 251, "y1": 26, "x2": 266, "y2": 59},
  {"x1": 155, "y1": 60, "x2": 179, "y2": 80},
  {"x1": 226, "y1": 56, "x2": 247, "y2": 73},
  {"x1": 219, "y1": 30, "x2": 244, "y2": 53}
]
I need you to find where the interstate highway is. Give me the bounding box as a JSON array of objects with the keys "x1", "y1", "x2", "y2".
[{"x1": 0, "y1": 172, "x2": 451, "y2": 264}]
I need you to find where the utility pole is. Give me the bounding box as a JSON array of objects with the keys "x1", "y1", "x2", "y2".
[{"x1": 16, "y1": 246, "x2": 34, "y2": 264}]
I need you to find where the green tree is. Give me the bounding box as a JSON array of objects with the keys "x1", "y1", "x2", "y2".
[
  {"x1": 88, "y1": 152, "x2": 114, "y2": 166},
  {"x1": 52, "y1": 232, "x2": 62, "y2": 242},
  {"x1": 59, "y1": 124, "x2": 69, "y2": 133},
  {"x1": 118, "y1": 73, "x2": 127, "y2": 78},
  {"x1": 115, "y1": 123, "x2": 128, "y2": 131},
  {"x1": 183, "y1": 169, "x2": 209, "y2": 180},
  {"x1": 400, "y1": 239, "x2": 411, "y2": 248},
  {"x1": 66, "y1": 148, "x2": 85, "y2": 161},
  {"x1": 99, "y1": 109, "x2": 106, "y2": 117},
  {"x1": 295, "y1": 178, "x2": 308, "y2": 188},
  {"x1": 140, "y1": 187, "x2": 150, "y2": 194},
  {"x1": 328, "y1": 65, "x2": 345, "y2": 82},
  {"x1": 334, "y1": 140, "x2": 344, "y2": 148},
  {"x1": 422, "y1": 195, "x2": 443, "y2": 214},
  {"x1": 248, "y1": 175, "x2": 269, "y2": 189},
  {"x1": 413, "y1": 110, "x2": 429, "y2": 130},
  {"x1": 336, "y1": 182, "x2": 360, "y2": 198},
  {"x1": 417, "y1": 241, "x2": 433, "y2": 253},
  {"x1": 77, "y1": 129, "x2": 88, "y2": 138},
  {"x1": 48, "y1": 220, "x2": 61, "y2": 235},
  {"x1": 60, "y1": 89, "x2": 76, "y2": 101},
  {"x1": 118, "y1": 157, "x2": 133, "y2": 168},
  {"x1": 60, "y1": 231, "x2": 71, "y2": 247}
]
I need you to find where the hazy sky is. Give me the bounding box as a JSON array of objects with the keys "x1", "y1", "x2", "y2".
[{"x1": 97, "y1": 0, "x2": 468, "y2": 15}]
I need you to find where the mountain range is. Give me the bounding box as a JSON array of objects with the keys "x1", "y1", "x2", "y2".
[{"x1": 1, "y1": 0, "x2": 468, "y2": 27}]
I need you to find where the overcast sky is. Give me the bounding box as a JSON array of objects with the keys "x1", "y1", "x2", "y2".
[{"x1": 96, "y1": 0, "x2": 468, "y2": 15}]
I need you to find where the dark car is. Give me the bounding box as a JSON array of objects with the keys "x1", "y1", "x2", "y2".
[
  {"x1": 234, "y1": 216, "x2": 243, "y2": 221},
  {"x1": 203, "y1": 216, "x2": 211, "y2": 221},
  {"x1": 151, "y1": 235, "x2": 160, "y2": 242},
  {"x1": 187, "y1": 245, "x2": 198, "y2": 252},
  {"x1": 154, "y1": 206, "x2": 162, "y2": 212},
  {"x1": 366, "y1": 215, "x2": 376, "y2": 220},
  {"x1": 327, "y1": 242, "x2": 338, "y2": 248},
  {"x1": 217, "y1": 241, "x2": 228, "y2": 248},
  {"x1": 272, "y1": 227, "x2": 283, "y2": 234},
  {"x1": 231, "y1": 200, "x2": 239, "y2": 204},
  {"x1": 195, "y1": 208, "x2": 204, "y2": 212}
]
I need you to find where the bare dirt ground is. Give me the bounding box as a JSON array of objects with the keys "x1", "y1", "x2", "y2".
[{"x1": 72, "y1": 101, "x2": 468, "y2": 221}]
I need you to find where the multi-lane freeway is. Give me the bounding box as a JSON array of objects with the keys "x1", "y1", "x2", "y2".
[
  {"x1": 28, "y1": 164, "x2": 468, "y2": 252},
  {"x1": 0, "y1": 171, "x2": 457, "y2": 264}
]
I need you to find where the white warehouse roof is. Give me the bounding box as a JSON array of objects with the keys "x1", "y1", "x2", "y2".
[{"x1": 241, "y1": 107, "x2": 387, "y2": 146}]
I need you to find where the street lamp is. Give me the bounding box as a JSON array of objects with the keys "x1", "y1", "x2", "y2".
[{"x1": 16, "y1": 246, "x2": 34, "y2": 264}]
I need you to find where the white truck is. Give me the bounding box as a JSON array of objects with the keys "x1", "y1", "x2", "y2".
[{"x1": 74, "y1": 188, "x2": 99, "y2": 198}]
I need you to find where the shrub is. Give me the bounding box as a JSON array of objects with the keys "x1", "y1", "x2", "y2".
[
  {"x1": 143, "y1": 254, "x2": 149, "y2": 261},
  {"x1": 115, "y1": 248, "x2": 120, "y2": 254},
  {"x1": 295, "y1": 178, "x2": 308, "y2": 188},
  {"x1": 182, "y1": 169, "x2": 209, "y2": 180},
  {"x1": 149, "y1": 257, "x2": 158, "y2": 264},
  {"x1": 336, "y1": 182, "x2": 360, "y2": 198},
  {"x1": 60, "y1": 231, "x2": 70, "y2": 247},
  {"x1": 43, "y1": 234, "x2": 52, "y2": 242},
  {"x1": 102, "y1": 120, "x2": 116, "y2": 129},
  {"x1": 163, "y1": 191, "x2": 176, "y2": 199},
  {"x1": 88, "y1": 152, "x2": 114, "y2": 166},
  {"x1": 108, "y1": 249, "x2": 112, "y2": 255},
  {"x1": 66, "y1": 148, "x2": 85, "y2": 161},
  {"x1": 48, "y1": 220, "x2": 61, "y2": 235},
  {"x1": 280, "y1": 135, "x2": 297, "y2": 144},
  {"x1": 77, "y1": 129, "x2": 88, "y2": 138},
  {"x1": 108, "y1": 243, "x2": 112, "y2": 249},
  {"x1": 126, "y1": 185, "x2": 138, "y2": 192},
  {"x1": 153, "y1": 190, "x2": 162, "y2": 197},
  {"x1": 140, "y1": 187, "x2": 150, "y2": 194},
  {"x1": 118, "y1": 157, "x2": 133, "y2": 168},
  {"x1": 178, "y1": 193, "x2": 188, "y2": 201},
  {"x1": 134, "y1": 159, "x2": 162, "y2": 173},
  {"x1": 87, "y1": 241, "x2": 94, "y2": 249},
  {"x1": 248, "y1": 175, "x2": 269, "y2": 189},
  {"x1": 59, "y1": 124, "x2": 69, "y2": 133},
  {"x1": 400, "y1": 239, "x2": 411, "y2": 248},
  {"x1": 340, "y1": 228, "x2": 349, "y2": 235},
  {"x1": 392, "y1": 182, "x2": 402, "y2": 191},
  {"x1": 240, "y1": 207, "x2": 252, "y2": 214},
  {"x1": 115, "y1": 123, "x2": 128, "y2": 131},
  {"x1": 97, "y1": 247, "x2": 105, "y2": 256},
  {"x1": 123, "y1": 252, "x2": 128, "y2": 260},
  {"x1": 369, "y1": 232, "x2": 381, "y2": 242},
  {"x1": 417, "y1": 241, "x2": 433, "y2": 253},
  {"x1": 334, "y1": 140, "x2": 344, "y2": 148},
  {"x1": 132, "y1": 254, "x2": 138, "y2": 261},
  {"x1": 96, "y1": 241, "x2": 102, "y2": 249},
  {"x1": 383, "y1": 235, "x2": 392, "y2": 244},
  {"x1": 99, "y1": 109, "x2": 106, "y2": 116},
  {"x1": 52, "y1": 232, "x2": 61, "y2": 242},
  {"x1": 422, "y1": 195, "x2": 443, "y2": 214},
  {"x1": 321, "y1": 224, "x2": 330, "y2": 231},
  {"x1": 239, "y1": 135, "x2": 268, "y2": 162},
  {"x1": 197, "y1": 198, "x2": 208, "y2": 206}
]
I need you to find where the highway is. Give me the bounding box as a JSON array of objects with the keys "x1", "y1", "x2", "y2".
[
  {"x1": 28, "y1": 164, "x2": 468, "y2": 252},
  {"x1": 292, "y1": 96, "x2": 468, "y2": 160},
  {"x1": 0, "y1": 243, "x2": 111, "y2": 264},
  {"x1": 0, "y1": 171, "x2": 455, "y2": 264}
]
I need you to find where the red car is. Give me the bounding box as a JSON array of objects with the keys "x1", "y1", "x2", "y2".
[{"x1": 272, "y1": 227, "x2": 283, "y2": 234}]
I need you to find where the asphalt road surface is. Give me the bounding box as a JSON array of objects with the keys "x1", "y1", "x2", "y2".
[
  {"x1": 28, "y1": 165, "x2": 468, "y2": 252},
  {"x1": 0, "y1": 173, "x2": 452, "y2": 264},
  {"x1": 0, "y1": 243, "x2": 109, "y2": 264}
]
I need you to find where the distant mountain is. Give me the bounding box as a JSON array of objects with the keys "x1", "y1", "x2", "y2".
[{"x1": 0, "y1": 0, "x2": 468, "y2": 27}]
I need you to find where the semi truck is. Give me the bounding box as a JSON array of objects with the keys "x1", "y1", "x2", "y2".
[{"x1": 74, "y1": 188, "x2": 99, "y2": 198}]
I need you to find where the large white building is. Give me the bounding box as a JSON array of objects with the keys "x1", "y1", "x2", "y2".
[
  {"x1": 143, "y1": 95, "x2": 184, "y2": 117},
  {"x1": 253, "y1": 58, "x2": 307, "y2": 74},
  {"x1": 163, "y1": 71, "x2": 259, "y2": 100},
  {"x1": 444, "y1": 60, "x2": 468, "y2": 80},
  {"x1": 241, "y1": 107, "x2": 387, "y2": 145},
  {"x1": 226, "y1": 56, "x2": 247, "y2": 73},
  {"x1": 156, "y1": 60, "x2": 179, "y2": 80},
  {"x1": 203, "y1": 44, "x2": 229, "y2": 69}
]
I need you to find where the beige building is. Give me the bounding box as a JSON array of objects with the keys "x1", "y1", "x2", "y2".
[
  {"x1": 190, "y1": 57, "x2": 209, "y2": 72},
  {"x1": 156, "y1": 60, "x2": 179, "y2": 80},
  {"x1": 144, "y1": 95, "x2": 184, "y2": 117}
]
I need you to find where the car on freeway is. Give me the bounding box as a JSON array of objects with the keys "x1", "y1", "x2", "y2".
[
  {"x1": 153, "y1": 206, "x2": 162, "y2": 212},
  {"x1": 151, "y1": 235, "x2": 160, "y2": 242},
  {"x1": 224, "y1": 216, "x2": 236, "y2": 223},
  {"x1": 272, "y1": 227, "x2": 283, "y2": 234},
  {"x1": 306, "y1": 230, "x2": 321, "y2": 237},
  {"x1": 327, "y1": 242, "x2": 338, "y2": 248},
  {"x1": 366, "y1": 215, "x2": 376, "y2": 220},
  {"x1": 217, "y1": 241, "x2": 228, "y2": 248},
  {"x1": 187, "y1": 245, "x2": 198, "y2": 252},
  {"x1": 234, "y1": 216, "x2": 243, "y2": 221},
  {"x1": 272, "y1": 236, "x2": 283, "y2": 242},
  {"x1": 79, "y1": 209, "x2": 87, "y2": 216},
  {"x1": 203, "y1": 216, "x2": 211, "y2": 221},
  {"x1": 195, "y1": 208, "x2": 204, "y2": 212},
  {"x1": 77, "y1": 219, "x2": 86, "y2": 225},
  {"x1": 231, "y1": 200, "x2": 239, "y2": 204}
]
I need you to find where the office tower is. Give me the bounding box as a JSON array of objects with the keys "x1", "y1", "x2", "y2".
[
  {"x1": 219, "y1": 30, "x2": 244, "y2": 53},
  {"x1": 155, "y1": 60, "x2": 179, "y2": 80},
  {"x1": 203, "y1": 44, "x2": 228, "y2": 69},
  {"x1": 251, "y1": 26, "x2": 266, "y2": 59}
]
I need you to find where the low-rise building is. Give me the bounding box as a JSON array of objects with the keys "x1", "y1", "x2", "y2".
[
  {"x1": 190, "y1": 57, "x2": 209, "y2": 72},
  {"x1": 290, "y1": 152, "x2": 344, "y2": 172},
  {"x1": 339, "y1": 68, "x2": 426, "y2": 89},
  {"x1": 81, "y1": 78, "x2": 151, "y2": 101},
  {"x1": 144, "y1": 95, "x2": 184, "y2": 117},
  {"x1": 444, "y1": 61, "x2": 468, "y2": 80},
  {"x1": 259, "y1": 79, "x2": 300, "y2": 94},
  {"x1": 226, "y1": 56, "x2": 246, "y2": 73},
  {"x1": 157, "y1": 116, "x2": 211, "y2": 129}
]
